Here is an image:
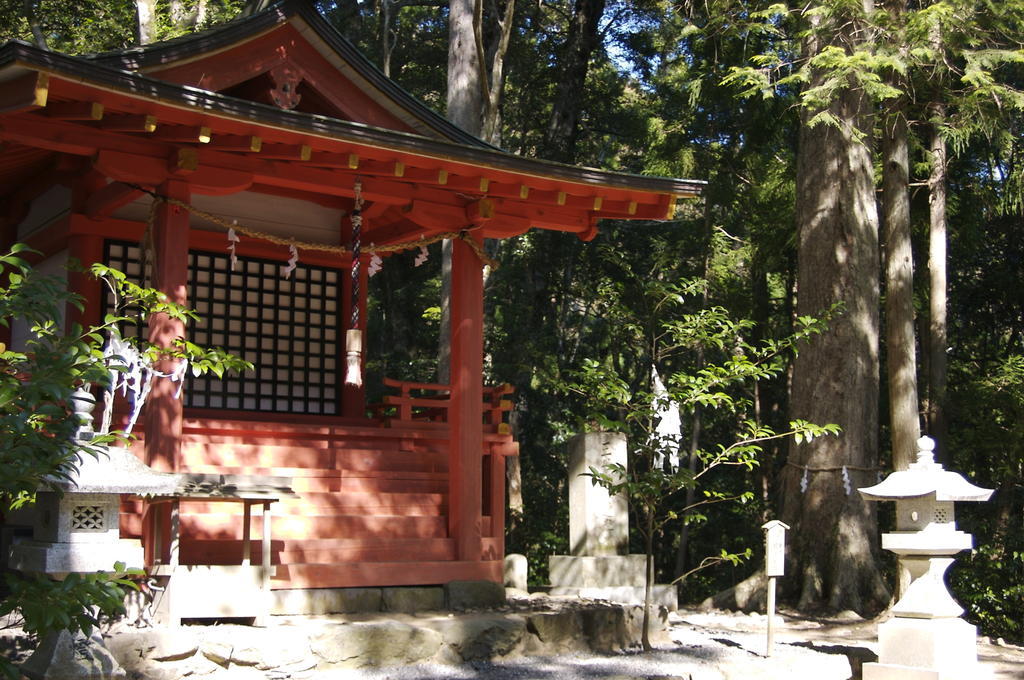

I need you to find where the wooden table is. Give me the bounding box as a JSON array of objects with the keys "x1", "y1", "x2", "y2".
[{"x1": 137, "y1": 477, "x2": 290, "y2": 627}]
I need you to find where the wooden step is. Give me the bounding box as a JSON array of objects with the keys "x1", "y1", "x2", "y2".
[
  {"x1": 179, "y1": 443, "x2": 448, "y2": 473},
  {"x1": 182, "y1": 416, "x2": 452, "y2": 442},
  {"x1": 276, "y1": 492, "x2": 446, "y2": 516},
  {"x1": 177, "y1": 513, "x2": 448, "y2": 540},
  {"x1": 125, "y1": 493, "x2": 446, "y2": 517},
  {"x1": 271, "y1": 559, "x2": 502, "y2": 589},
  {"x1": 177, "y1": 537, "x2": 459, "y2": 565},
  {"x1": 177, "y1": 464, "x2": 447, "y2": 481}
]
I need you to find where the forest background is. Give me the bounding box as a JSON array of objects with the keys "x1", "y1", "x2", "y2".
[{"x1": 1, "y1": 0, "x2": 1022, "y2": 643}]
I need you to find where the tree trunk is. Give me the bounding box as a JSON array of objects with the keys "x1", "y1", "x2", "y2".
[
  {"x1": 542, "y1": 0, "x2": 606, "y2": 163},
  {"x1": 477, "y1": 0, "x2": 515, "y2": 146},
  {"x1": 780, "y1": 1, "x2": 890, "y2": 616},
  {"x1": 642, "y1": 509, "x2": 654, "y2": 652},
  {"x1": 168, "y1": 0, "x2": 206, "y2": 31},
  {"x1": 882, "y1": 98, "x2": 920, "y2": 471},
  {"x1": 136, "y1": 0, "x2": 158, "y2": 45},
  {"x1": 22, "y1": 0, "x2": 48, "y2": 50},
  {"x1": 675, "y1": 195, "x2": 713, "y2": 580},
  {"x1": 439, "y1": 0, "x2": 485, "y2": 383},
  {"x1": 447, "y1": 0, "x2": 484, "y2": 135},
  {"x1": 927, "y1": 105, "x2": 949, "y2": 465},
  {"x1": 240, "y1": 0, "x2": 275, "y2": 17}
]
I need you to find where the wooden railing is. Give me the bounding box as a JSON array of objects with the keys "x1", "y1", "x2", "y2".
[{"x1": 368, "y1": 378, "x2": 514, "y2": 431}]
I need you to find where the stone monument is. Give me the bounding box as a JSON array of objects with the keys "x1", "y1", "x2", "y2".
[
  {"x1": 548, "y1": 432, "x2": 677, "y2": 609},
  {"x1": 858, "y1": 436, "x2": 993, "y2": 680}
]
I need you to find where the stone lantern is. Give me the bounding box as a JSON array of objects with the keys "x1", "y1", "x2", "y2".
[
  {"x1": 10, "y1": 389, "x2": 178, "y2": 577},
  {"x1": 858, "y1": 436, "x2": 993, "y2": 680},
  {"x1": 8, "y1": 389, "x2": 179, "y2": 680}
]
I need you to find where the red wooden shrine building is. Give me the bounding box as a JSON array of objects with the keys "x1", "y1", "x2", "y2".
[{"x1": 0, "y1": 2, "x2": 701, "y2": 602}]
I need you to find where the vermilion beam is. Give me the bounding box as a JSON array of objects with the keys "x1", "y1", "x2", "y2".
[{"x1": 83, "y1": 181, "x2": 143, "y2": 218}]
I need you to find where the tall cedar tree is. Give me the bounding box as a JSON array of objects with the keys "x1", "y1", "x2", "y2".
[{"x1": 779, "y1": 0, "x2": 891, "y2": 614}]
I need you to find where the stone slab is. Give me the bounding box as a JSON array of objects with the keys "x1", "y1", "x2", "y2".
[
  {"x1": 548, "y1": 585, "x2": 678, "y2": 611},
  {"x1": 445, "y1": 580, "x2": 506, "y2": 610},
  {"x1": 568, "y1": 432, "x2": 629, "y2": 556},
  {"x1": 9, "y1": 539, "x2": 144, "y2": 577},
  {"x1": 271, "y1": 587, "x2": 383, "y2": 615},
  {"x1": 381, "y1": 586, "x2": 445, "y2": 613},
  {"x1": 863, "y1": 661, "x2": 992, "y2": 680},
  {"x1": 549, "y1": 554, "x2": 646, "y2": 587},
  {"x1": 877, "y1": 616, "x2": 979, "y2": 669}
]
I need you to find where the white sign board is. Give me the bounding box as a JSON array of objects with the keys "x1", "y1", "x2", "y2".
[{"x1": 762, "y1": 520, "x2": 789, "y2": 577}]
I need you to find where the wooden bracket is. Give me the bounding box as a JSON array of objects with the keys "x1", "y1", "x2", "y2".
[
  {"x1": 465, "y1": 198, "x2": 495, "y2": 226},
  {"x1": 45, "y1": 101, "x2": 103, "y2": 121},
  {"x1": 0, "y1": 73, "x2": 49, "y2": 114},
  {"x1": 101, "y1": 114, "x2": 157, "y2": 133}
]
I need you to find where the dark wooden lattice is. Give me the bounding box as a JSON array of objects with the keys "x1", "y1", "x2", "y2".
[{"x1": 104, "y1": 241, "x2": 341, "y2": 415}]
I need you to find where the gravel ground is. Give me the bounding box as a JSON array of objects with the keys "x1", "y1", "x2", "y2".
[
  {"x1": 312, "y1": 611, "x2": 854, "y2": 680},
  {"x1": 312, "y1": 608, "x2": 1024, "y2": 680},
  {"x1": 4, "y1": 605, "x2": 1021, "y2": 679}
]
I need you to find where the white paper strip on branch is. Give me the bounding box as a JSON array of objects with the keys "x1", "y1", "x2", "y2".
[
  {"x1": 227, "y1": 226, "x2": 239, "y2": 271},
  {"x1": 282, "y1": 244, "x2": 298, "y2": 278},
  {"x1": 414, "y1": 245, "x2": 429, "y2": 267},
  {"x1": 368, "y1": 249, "x2": 383, "y2": 277},
  {"x1": 651, "y1": 366, "x2": 681, "y2": 472},
  {"x1": 101, "y1": 330, "x2": 188, "y2": 437}
]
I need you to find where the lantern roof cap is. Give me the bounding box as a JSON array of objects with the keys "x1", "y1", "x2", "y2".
[
  {"x1": 48, "y1": 446, "x2": 179, "y2": 496},
  {"x1": 858, "y1": 437, "x2": 993, "y2": 502}
]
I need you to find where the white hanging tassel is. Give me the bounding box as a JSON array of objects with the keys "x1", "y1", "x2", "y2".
[
  {"x1": 842, "y1": 465, "x2": 851, "y2": 495},
  {"x1": 414, "y1": 244, "x2": 429, "y2": 267},
  {"x1": 344, "y1": 328, "x2": 363, "y2": 387},
  {"x1": 800, "y1": 467, "x2": 809, "y2": 494},
  {"x1": 227, "y1": 226, "x2": 239, "y2": 271},
  {"x1": 282, "y1": 243, "x2": 298, "y2": 278}
]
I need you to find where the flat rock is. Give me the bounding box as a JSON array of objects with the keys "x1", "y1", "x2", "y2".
[
  {"x1": 429, "y1": 615, "x2": 526, "y2": 661},
  {"x1": 310, "y1": 621, "x2": 443, "y2": 669},
  {"x1": 579, "y1": 604, "x2": 637, "y2": 650},
  {"x1": 106, "y1": 628, "x2": 199, "y2": 663},
  {"x1": 526, "y1": 611, "x2": 585, "y2": 645},
  {"x1": 20, "y1": 630, "x2": 126, "y2": 680}
]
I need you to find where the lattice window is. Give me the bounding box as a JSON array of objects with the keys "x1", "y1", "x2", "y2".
[
  {"x1": 934, "y1": 507, "x2": 950, "y2": 524},
  {"x1": 71, "y1": 505, "x2": 105, "y2": 532},
  {"x1": 104, "y1": 241, "x2": 341, "y2": 415}
]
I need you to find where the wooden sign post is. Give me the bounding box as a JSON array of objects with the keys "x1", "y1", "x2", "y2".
[{"x1": 762, "y1": 519, "x2": 789, "y2": 657}]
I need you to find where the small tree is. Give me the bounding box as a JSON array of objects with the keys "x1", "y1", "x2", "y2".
[
  {"x1": 570, "y1": 283, "x2": 838, "y2": 650},
  {"x1": 0, "y1": 245, "x2": 248, "y2": 678}
]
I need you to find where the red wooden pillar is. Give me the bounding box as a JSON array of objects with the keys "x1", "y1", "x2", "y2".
[
  {"x1": 67, "y1": 175, "x2": 108, "y2": 332},
  {"x1": 144, "y1": 180, "x2": 190, "y2": 472},
  {"x1": 448, "y1": 234, "x2": 484, "y2": 562},
  {"x1": 65, "y1": 230, "x2": 104, "y2": 331}
]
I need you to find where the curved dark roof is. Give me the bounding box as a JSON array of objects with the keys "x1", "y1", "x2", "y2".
[
  {"x1": 84, "y1": 0, "x2": 490, "y2": 149},
  {"x1": 0, "y1": 40, "x2": 705, "y2": 198}
]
